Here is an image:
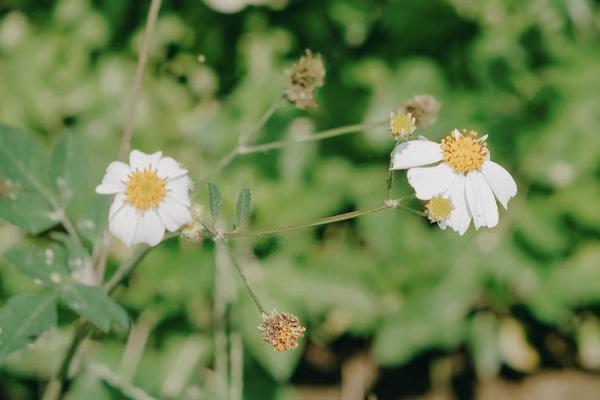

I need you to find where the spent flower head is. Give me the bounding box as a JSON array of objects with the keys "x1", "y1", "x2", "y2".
[
  {"x1": 95, "y1": 150, "x2": 192, "y2": 247},
  {"x1": 284, "y1": 49, "x2": 325, "y2": 109},
  {"x1": 389, "y1": 111, "x2": 416, "y2": 139},
  {"x1": 403, "y1": 94, "x2": 441, "y2": 128},
  {"x1": 180, "y1": 203, "x2": 205, "y2": 242},
  {"x1": 258, "y1": 310, "x2": 306, "y2": 351}
]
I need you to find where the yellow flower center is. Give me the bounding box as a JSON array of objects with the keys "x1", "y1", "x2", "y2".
[
  {"x1": 390, "y1": 112, "x2": 416, "y2": 138},
  {"x1": 125, "y1": 169, "x2": 166, "y2": 211},
  {"x1": 425, "y1": 196, "x2": 453, "y2": 222},
  {"x1": 441, "y1": 130, "x2": 488, "y2": 174}
]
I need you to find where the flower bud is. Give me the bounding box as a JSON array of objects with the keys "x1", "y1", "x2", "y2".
[{"x1": 425, "y1": 196, "x2": 453, "y2": 223}]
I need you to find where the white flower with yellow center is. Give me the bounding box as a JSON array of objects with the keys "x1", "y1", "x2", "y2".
[
  {"x1": 390, "y1": 129, "x2": 517, "y2": 235},
  {"x1": 96, "y1": 150, "x2": 192, "y2": 246}
]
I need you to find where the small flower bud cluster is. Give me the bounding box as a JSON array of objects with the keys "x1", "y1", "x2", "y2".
[
  {"x1": 180, "y1": 203, "x2": 205, "y2": 242},
  {"x1": 284, "y1": 50, "x2": 325, "y2": 109},
  {"x1": 258, "y1": 310, "x2": 306, "y2": 351}
]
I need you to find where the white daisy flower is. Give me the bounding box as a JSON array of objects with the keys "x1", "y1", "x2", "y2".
[
  {"x1": 390, "y1": 129, "x2": 517, "y2": 235},
  {"x1": 96, "y1": 150, "x2": 192, "y2": 246}
]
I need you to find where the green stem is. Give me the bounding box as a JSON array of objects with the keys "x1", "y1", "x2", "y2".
[
  {"x1": 225, "y1": 195, "x2": 413, "y2": 238},
  {"x1": 219, "y1": 240, "x2": 266, "y2": 314},
  {"x1": 238, "y1": 120, "x2": 386, "y2": 155}
]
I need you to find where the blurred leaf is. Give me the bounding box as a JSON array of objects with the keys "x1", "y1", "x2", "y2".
[
  {"x1": 235, "y1": 188, "x2": 251, "y2": 228},
  {"x1": 468, "y1": 313, "x2": 500, "y2": 378},
  {"x1": 208, "y1": 182, "x2": 222, "y2": 222},
  {"x1": 60, "y1": 283, "x2": 128, "y2": 333},
  {"x1": 0, "y1": 124, "x2": 56, "y2": 234},
  {"x1": 4, "y1": 243, "x2": 69, "y2": 287},
  {"x1": 51, "y1": 232, "x2": 96, "y2": 285},
  {"x1": 0, "y1": 292, "x2": 57, "y2": 365}
]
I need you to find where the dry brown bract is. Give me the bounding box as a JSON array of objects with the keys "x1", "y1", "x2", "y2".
[
  {"x1": 258, "y1": 310, "x2": 306, "y2": 351},
  {"x1": 284, "y1": 50, "x2": 325, "y2": 109}
]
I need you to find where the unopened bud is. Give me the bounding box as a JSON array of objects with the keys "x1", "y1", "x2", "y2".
[
  {"x1": 389, "y1": 111, "x2": 416, "y2": 139},
  {"x1": 180, "y1": 204, "x2": 205, "y2": 242}
]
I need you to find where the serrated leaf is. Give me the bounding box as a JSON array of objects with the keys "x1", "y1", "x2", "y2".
[
  {"x1": 235, "y1": 188, "x2": 251, "y2": 228},
  {"x1": 0, "y1": 292, "x2": 57, "y2": 365},
  {"x1": 207, "y1": 182, "x2": 222, "y2": 221},
  {"x1": 0, "y1": 124, "x2": 57, "y2": 234},
  {"x1": 4, "y1": 243, "x2": 70, "y2": 287},
  {"x1": 60, "y1": 283, "x2": 128, "y2": 333}
]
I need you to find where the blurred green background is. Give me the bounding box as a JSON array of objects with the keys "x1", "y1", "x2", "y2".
[{"x1": 1, "y1": 0, "x2": 600, "y2": 399}]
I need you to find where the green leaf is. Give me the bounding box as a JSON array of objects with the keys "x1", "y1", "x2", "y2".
[
  {"x1": 4, "y1": 244, "x2": 70, "y2": 287},
  {"x1": 50, "y1": 131, "x2": 107, "y2": 244},
  {"x1": 53, "y1": 232, "x2": 98, "y2": 285},
  {"x1": 0, "y1": 124, "x2": 57, "y2": 234},
  {"x1": 235, "y1": 188, "x2": 252, "y2": 228},
  {"x1": 0, "y1": 292, "x2": 57, "y2": 365},
  {"x1": 207, "y1": 182, "x2": 222, "y2": 221},
  {"x1": 60, "y1": 283, "x2": 128, "y2": 333}
]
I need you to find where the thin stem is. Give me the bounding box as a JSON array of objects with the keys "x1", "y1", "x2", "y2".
[
  {"x1": 225, "y1": 195, "x2": 413, "y2": 239},
  {"x1": 238, "y1": 120, "x2": 387, "y2": 155},
  {"x1": 104, "y1": 244, "x2": 153, "y2": 294},
  {"x1": 60, "y1": 213, "x2": 82, "y2": 246},
  {"x1": 238, "y1": 102, "x2": 282, "y2": 146},
  {"x1": 210, "y1": 102, "x2": 281, "y2": 176},
  {"x1": 219, "y1": 240, "x2": 266, "y2": 314},
  {"x1": 42, "y1": 322, "x2": 91, "y2": 400},
  {"x1": 118, "y1": 0, "x2": 162, "y2": 161}
]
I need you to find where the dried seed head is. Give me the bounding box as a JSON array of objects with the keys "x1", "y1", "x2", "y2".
[
  {"x1": 403, "y1": 95, "x2": 441, "y2": 128},
  {"x1": 180, "y1": 204, "x2": 205, "y2": 242},
  {"x1": 258, "y1": 310, "x2": 306, "y2": 351},
  {"x1": 284, "y1": 49, "x2": 325, "y2": 109},
  {"x1": 389, "y1": 111, "x2": 416, "y2": 139}
]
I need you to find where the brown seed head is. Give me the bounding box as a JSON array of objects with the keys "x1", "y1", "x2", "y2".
[
  {"x1": 403, "y1": 95, "x2": 441, "y2": 128},
  {"x1": 258, "y1": 310, "x2": 306, "y2": 351},
  {"x1": 284, "y1": 50, "x2": 325, "y2": 109}
]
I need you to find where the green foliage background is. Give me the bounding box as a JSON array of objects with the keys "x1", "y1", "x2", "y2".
[{"x1": 0, "y1": 0, "x2": 599, "y2": 398}]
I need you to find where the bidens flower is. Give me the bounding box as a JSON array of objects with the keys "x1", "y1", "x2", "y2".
[
  {"x1": 96, "y1": 150, "x2": 192, "y2": 247},
  {"x1": 391, "y1": 129, "x2": 517, "y2": 235},
  {"x1": 389, "y1": 111, "x2": 416, "y2": 139}
]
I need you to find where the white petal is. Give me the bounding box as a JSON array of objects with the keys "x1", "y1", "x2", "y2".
[
  {"x1": 390, "y1": 140, "x2": 443, "y2": 170},
  {"x1": 167, "y1": 178, "x2": 191, "y2": 207},
  {"x1": 158, "y1": 199, "x2": 192, "y2": 232},
  {"x1": 157, "y1": 157, "x2": 188, "y2": 180},
  {"x1": 96, "y1": 161, "x2": 130, "y2": 194},
  {"x1": 129, "y1": 149, "x2": 162, "y2": 172},
  {"x1": 109, "y1": 204, "x2": 140, "y2": 247},
  {"x1": 445, "y1": 174, "x2": 471, "y2": 235},
  {"x1": 481, "y1": 161, "x2": 517, "y2": 209},
  {"x1": 109, "y1": 193, "x2": 127, "y2": 220},
  {"x1": 407, "y1": 163, "x2": 454, "y2": 200},
  {"x1": 465, "y1": 171, "x2": 499, "y2": 230},
  {"x1": 134, "y1": 209, "x2": 165, "y2": 246}
]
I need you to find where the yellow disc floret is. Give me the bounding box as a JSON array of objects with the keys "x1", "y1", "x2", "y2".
[
  {"x1": 441, "y1": 130, "x2": 488, "y2": 174},
  {"x1": 425, "y1": 196, "x2": 453, "y2": 222},
  {"x1": 389, "y1": 111, "x2": 416, "y2": 139},
  {"x1": 126, "y1": 169, "x2": 167, "y2": 211}
]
